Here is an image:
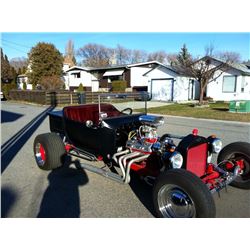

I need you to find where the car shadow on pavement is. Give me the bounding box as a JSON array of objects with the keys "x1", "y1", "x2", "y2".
[
  {"x1": 1, "y1": 186, "x2": 17, "y2": 217},
  {"x1": 1, "y1": 106, "x2": 54, "y2": 174},
  {"x1": 1, "y1": 110, "x2": 24, "y2": 123},
  {"x1": 129, "y1": 172, "x2": 156, "y2": 217},
  {"x1": 37, "y1": 157, "x2": 89, "y2": 218}
]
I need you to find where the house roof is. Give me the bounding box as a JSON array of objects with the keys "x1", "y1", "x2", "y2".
[
  {"x1": 200, "y1": 56, "x2": 250, "y2": 76},
  {"x1": 143, "y1": 64, "x2": 191, "y2": 76},
  {"x1": 88, "y1": 65, "x2": 128, "y2": 71},
  {"x1": 127, "y1": 60, "x2": 164, "y2": 68},
  {"x1": 65, "y1": 66, "x2": 89, "y2": 72}
]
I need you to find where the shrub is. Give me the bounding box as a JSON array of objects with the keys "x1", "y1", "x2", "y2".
[
  {"x1": 1, "y1": 82, "x2": 17, "y2": 99},
  {"x1": 77, "y1": 83, "x2": 84, "y2": 92},
  {"x1": 39, "y1": 75, "x2": 63, "y2": 90},
  {"x1": 23, "y1": 81, "x2": 27, "y2": 90},
  {"x1": 111, "y1": 80, "x2": 127, "y2": 92}
]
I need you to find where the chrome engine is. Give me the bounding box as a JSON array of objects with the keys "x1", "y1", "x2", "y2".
[{"x1": 126, "y1": 115, "x2": 164, "y2": 153}]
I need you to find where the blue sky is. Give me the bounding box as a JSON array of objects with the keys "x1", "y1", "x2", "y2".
[{"x1": 1, "y1": 32, "x2": 249, "y2": 62}]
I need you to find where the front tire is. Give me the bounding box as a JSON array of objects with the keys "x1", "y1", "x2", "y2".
[
  {"x1": 217, "y1": 142, "x2": 250, "y2": 189},
  {"x1": 153, "y1": 169, "x2": 215, "y2": 218},
  {"x1": 34, "y1": 133, "x2": 66, "y2": 170}
]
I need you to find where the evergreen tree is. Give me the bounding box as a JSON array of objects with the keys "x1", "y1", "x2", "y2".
[
  {"x1": 72, "y1": 56, "x2": 77, "y2": 65},
  {"x1": 22, "y1": 66, "x2": 27, "y2": 74},
  {"x1": 17, "y1": 67, "x2": 22, "y2": 75},
  {"x1": 77, "y1": 83, "x2": 84, "y2": 92},
  {"x1": 177, "y1": 44, "x2": 192, "y2": 67},
  {"x1": 1, "y1": 48, "x2": 15, "y2": 83},
  {"x1": 27, "y1": 42, "x2": 63, "y2": 86},
  {"x1": 23, "y1": 80, "x2": 27, "y2": 90},
  {"x1": 11, "y1": 67, "x2": 17, "y2": 83}
]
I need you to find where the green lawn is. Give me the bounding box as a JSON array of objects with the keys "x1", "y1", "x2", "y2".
[{"x1": 139, "y1": 102, "x2": 250, "y2": 122}]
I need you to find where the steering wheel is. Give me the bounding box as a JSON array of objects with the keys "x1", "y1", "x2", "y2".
[{"x1": 121, "y1": 107, "x2": 133, "y2": 115}]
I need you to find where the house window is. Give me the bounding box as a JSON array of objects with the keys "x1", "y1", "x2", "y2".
[
  {"x1": 222, "y1": 76, "x2": 237, "y2": 93},
  {"x1": 108, "y1": 75, "x2": 123, "y2": 82},
  {"x1": 72, "y1": 72, "x2": 81, "y2": 78}
]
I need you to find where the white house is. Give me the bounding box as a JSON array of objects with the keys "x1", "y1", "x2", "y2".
[
  {"x1": 63, "y1": 61, "x2": 200, "y2": 101},
  {"x1": 27, "y1": 56, "x2": 249, "y2": 102},
  {"x1": 203, "y1": 57, "x2": 250, "y2": 101},
  {"x1": 63, "y1": 61, "x2": 163, "y2": 92},
  {"x1": 127, "y1": 61, "x2": 159, "y2": 90},
  {"x1": 17, "y1": 74, "x2": 33, "y2": 90},
  {"x1": 63, "y1": 66, "x2": 99, "y2": 92},
  {"x1": 143, "y1": 65, "x2": 199, "y2": 101}
]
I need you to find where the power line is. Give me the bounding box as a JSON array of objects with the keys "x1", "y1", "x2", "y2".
[
  {"x1": 1, "y1": 42, "x2": 29, "y2": 54},
  {"x1": 1, "y1": 38, "x2": 31, "y2": 49}
]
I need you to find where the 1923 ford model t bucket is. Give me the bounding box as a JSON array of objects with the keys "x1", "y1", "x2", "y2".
[{"x1": 33, "y1": 93, "x2": 250, "y2": 218}]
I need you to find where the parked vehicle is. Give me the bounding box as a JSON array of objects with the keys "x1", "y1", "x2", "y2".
[
  {"x1": 135, "y1": 91, "x2": 151, "y2": 101},
  {"x1": 1, "y1": 91, "x2": 5, "y2": 100},
  {"x1": 33, "y1": 94, "x2": 250, "y2": 218}
]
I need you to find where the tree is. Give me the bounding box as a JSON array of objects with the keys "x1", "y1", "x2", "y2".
[
  {"x1": 17, "y1": 67, "x2": 22, "y2": 75},
  {"x1": 77, "y1": 43, "x2": 112, "y2": 67},
  {"x1": 166, "y1": 53, "x2": 179, "y2": 65},
  {"x1": 216, "y1": 51, "x2": 241, "y2": 63},
  {"x1": 27, "y1": 42, "x2": 63, "y2": 86},
  {"x1": 21, "y1": 66, "x2": 27, "y2": 74},
  {"x1": 10, "y1": 57, "x2": 28, "y2": 72},
  {"x1": 186, "y1": 54, "x2": 240, "y2": 104},
  {"x1": 130, "y1": 49, "x2": 148, "y2": 63},
  {"x1": 177, "y1": 44, "x2": 193, "y2": 67},
  {"x1": 11, "y1": 67, "x2": 17, "y2": 82},
  {"x1": 77, "y1": 83, "x2": 84, "y2": 92},
  {"x1": 39, "y1": 75, "x2": 63, "y2": 90},
  {"x1": 23, "y1": 80, "x2": 27, "y2": 90},
  {"x1": 115, "y1": 44, "x2": 131, "y2": 65},
  {"x1": 205, "y1": 43, "x2": 215, "y2": 57},
  {"x1": 64, "y1": 39, "x2": 76, "y2": 67},
  {"x1": 173, "y1": 44, "x2": 240, "y2": 105},
  {"x1": 1, "y1": 48, "x2": 15, "y2": 83},
  {"x1": 65, "y1": 39, "x2": 75, "y2": 59},
  {"x1": 147, "y1": 51, "x2": 168, "y2": 63}
]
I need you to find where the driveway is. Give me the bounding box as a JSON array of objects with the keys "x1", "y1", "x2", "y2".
[{"x1": 1, "y1": 101, "x2": 250, "y2": 218}]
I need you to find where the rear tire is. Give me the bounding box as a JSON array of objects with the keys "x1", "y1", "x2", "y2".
[
  {"x1": 217, "y1": 142, "x2": 250, "y2": 189},
  {"x1": 153, "y1": 169, "x2": 215, "y2": 218},
  {"x1": 34, "y1": 133, "x2": 66, "y2": 170}
]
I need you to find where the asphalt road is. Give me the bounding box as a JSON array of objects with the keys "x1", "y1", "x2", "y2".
[{"x1": 1, "y1": 101, "x2": 250, "y2": 218}]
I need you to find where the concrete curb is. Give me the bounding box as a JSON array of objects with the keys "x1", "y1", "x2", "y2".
[{"x1": 148, "y1": 113, "x2": 250, "y2": 126}]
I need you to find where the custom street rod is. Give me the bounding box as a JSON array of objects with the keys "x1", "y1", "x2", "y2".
[{"x1": 34, "y1": 94, "x2": 250, "y2": 218}]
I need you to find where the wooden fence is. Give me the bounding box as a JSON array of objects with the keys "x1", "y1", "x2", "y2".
[{"x1": 9, "y1": 90, "x2": 142, "y2": 106}]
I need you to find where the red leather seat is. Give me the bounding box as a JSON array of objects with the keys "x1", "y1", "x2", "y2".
[{"x1": 63, "y1": 104, "x2": 122, "y2": 125}]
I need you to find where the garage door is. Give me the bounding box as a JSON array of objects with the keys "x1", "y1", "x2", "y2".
[{"x1": 151, "y1": 79, "x2": 173, "y2": 101}]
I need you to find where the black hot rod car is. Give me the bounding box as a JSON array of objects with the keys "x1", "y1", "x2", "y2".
[{"x1": 33, "y1": 94, "x2": 250, "y2": 218}]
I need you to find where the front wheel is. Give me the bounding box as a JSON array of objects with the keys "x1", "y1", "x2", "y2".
[
  {"x1": 33, "y1": 133, "x2": 66, "y2": 170},
  {"x1": 153, "y1": 169, "x2": 215, "y2": 218},
  {"x1": 217, "y1": 141, "x2": 250, "y2": 189}
]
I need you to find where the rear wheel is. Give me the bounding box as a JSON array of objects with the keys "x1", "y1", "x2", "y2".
[
  {"x1": 153, "y1": 169, "x2": 215, "y2": 218},
  {"x1": 217, "y1": 142, "x2": 250, "y2": 189},
  {"x1": 34, "y1": 133, "x2": 66, "y2": 170}
]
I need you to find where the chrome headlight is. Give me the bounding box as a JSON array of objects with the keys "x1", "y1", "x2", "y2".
[
  {"x1": 211, "y1": 138, "x2": 222, "y2": 153},
  {"x1": 170, "y1": 152, "x2": 183, "y2": 169}
]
